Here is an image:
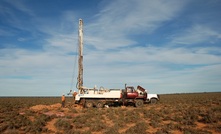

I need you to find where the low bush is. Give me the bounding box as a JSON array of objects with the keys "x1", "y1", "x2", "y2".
[
  {"x1": 54, "y1": 118, "x2": 72, "y2": 130},
  {"x1": 1, "y1": 93, "x2": 221, "y2": 133},
  {"x1": 104, "y1": 126, "x2": 120, "y2": 134},
  {"x1": 200, "y1": 112, "x2": 219, "y2": 124},
  {"x1": 89, "y1": 121, "x2": 107, "y2": 132},
  {"x1": 123, "y1": 121, "x2": 147, "y2": 134}
]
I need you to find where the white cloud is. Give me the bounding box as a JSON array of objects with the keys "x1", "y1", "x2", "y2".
[
  {"x1": 85, "y1": 0, "x2": 186, "y2": 50},
  {"x1": 80, "y1": 45, "x2": 221, "y2": 93},
  {"x1": 2, "y1": 44, "x2": 221, "y2": 95},
  {"x1": 1, "y1": 0, "x2": 221, "y2": 96},
  {"x1": 3, "y1": 0, "x2": 34, "y2": 16},
  {"x1": 153, "y1": 64, "x2": 221, "y2": 93},
  {"x1": 0, "y1": 0, "x2": 37, "y2": 35},
  {"x1": 0, "y1": 48, "x2": 76, "y2": 96},
  {"x1": 84, "y1": 46, "x2": 221, "y2": 66},
  {"x1": 45, "y1": 34, "x2": 78, "y2": 54},
  {"x1": 0, "y1": 29, "x2": 14, "y2": 36},
  {"x1": 171, "y1": 24, "x2": 221, "y2": 45},
  {"x1": 153, "y1": 47, "x2": 221, "y2": 64}
]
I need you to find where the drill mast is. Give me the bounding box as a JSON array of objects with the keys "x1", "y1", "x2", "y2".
[{"x1": 77, "y1": 19, "x2": 83, "y2": 93}]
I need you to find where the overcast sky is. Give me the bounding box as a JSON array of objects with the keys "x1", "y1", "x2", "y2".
[{"x1": 0, "y1": 0, "x2": 221, "y2": 96}]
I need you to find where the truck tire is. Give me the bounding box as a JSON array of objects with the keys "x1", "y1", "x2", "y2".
[
  {"x1": 96, "y1": 102, "x2": 103, "y2": 108},
  {"x1": 135, "y1": 100, "x2": 144, "y2": 107},
  {"x1": 85, "y1": 101, "x2": 93, "y2": 108},
  {"x1": 150, "y1": 98, "x2": 157, "y2": 104}
]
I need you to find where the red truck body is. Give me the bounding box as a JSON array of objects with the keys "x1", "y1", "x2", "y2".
[{"x1": 120, "y1": 85, "x2": 147, "y2": 107}]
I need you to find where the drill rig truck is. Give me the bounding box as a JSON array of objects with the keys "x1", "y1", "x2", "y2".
[
  {"x1": 75, "y1": 84, "x2": 159, "y2": 108},
  {"x1": 71, "y1": 19, "x2": 159, "y2": 108}
]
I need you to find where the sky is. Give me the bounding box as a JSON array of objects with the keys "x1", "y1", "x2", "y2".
[{"x1": 0, "y1": 0, "x2": 221, "y2": 96}]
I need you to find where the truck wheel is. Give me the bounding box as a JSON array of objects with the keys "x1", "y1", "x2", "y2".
[
  {"x1": 85, "y1": 101, "x2": 93, "y2": 108},
  {"x1": 150, "y1": 99, "x2": 157, "y2": 104},
  {"x1": 96, "y1": 102, "x2": 103, "y2": 108},
  {"x1": 135, "y1": 100, "x2": 143, "y2": 107}
]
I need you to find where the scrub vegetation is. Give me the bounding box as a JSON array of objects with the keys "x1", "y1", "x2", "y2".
[{"x1": 0, "y1": 93, "x2": 221, "y2": 134}]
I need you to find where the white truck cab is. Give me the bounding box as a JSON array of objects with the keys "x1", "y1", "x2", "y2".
[{"x1": 146, "y1": 94, "x2": 160, "y2": 104}]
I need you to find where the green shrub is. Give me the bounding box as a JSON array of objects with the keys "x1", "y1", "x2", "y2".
[
  {"x1": 123, "y1": 121, "x2": 147, "y2": 134},
  {"x1": 89, "y1": 120, "x2": 107, "y2": 132},
  {"x1": 104, "y1": 126, "x2": 119, "y2": 134},
  {"x1": 55, "y1": 118, "x2": 72, "y2": 130},
  {"x1": 200, "y1": 112, "x2": 218, "y2": 123}
]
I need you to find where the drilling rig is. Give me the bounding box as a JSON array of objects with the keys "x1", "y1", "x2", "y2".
[{"x1": 71, "y1": 19, "x2": 159, "y2": 108}]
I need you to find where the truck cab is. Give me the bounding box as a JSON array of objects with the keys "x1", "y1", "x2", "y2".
[
  {"x1": 122, "y1": 85, "x2": 159, "y2": 106},
  {"x1": 125, "y1": 86, "x2": 138, "y2": 98},
  {"x1": 120, "y1": 85, "x2": 148, "y2": 107},
  {"x1": 123, "y1": 86, "x2": 147, "y2": 99}
]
